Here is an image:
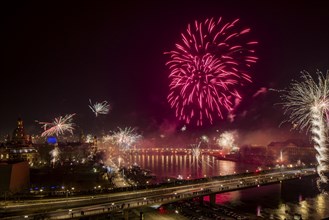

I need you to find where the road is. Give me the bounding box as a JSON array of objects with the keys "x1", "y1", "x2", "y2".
[{"x1": 0, "y1": 167, "x2": 316, "y2": 219}]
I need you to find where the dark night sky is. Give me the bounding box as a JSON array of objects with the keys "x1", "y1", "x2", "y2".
[{"x1": 1, "y1": 0, "x2": 328, "y2": 138}]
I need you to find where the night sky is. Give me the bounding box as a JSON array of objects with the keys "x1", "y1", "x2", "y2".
[{"x1": 1, "y1": 1, "x2": 328, "y2": 139}]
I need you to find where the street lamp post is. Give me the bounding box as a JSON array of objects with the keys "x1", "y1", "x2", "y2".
[{"x1": 66, "y1": 190, "x2": 69, "y2": 205}]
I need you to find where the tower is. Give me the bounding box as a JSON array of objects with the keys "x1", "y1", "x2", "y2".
[{"x1": 12, "y1": 118, "x2": 27, "y2": 145}]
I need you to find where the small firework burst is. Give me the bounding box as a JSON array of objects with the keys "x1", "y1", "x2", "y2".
[{"x1": 89, "y1": 99, "x2": 110, "y2": 117}]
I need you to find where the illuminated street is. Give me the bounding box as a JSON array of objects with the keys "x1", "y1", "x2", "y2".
[{"x1": 0, "y1": 168, "x2": 317, "y2": 219}]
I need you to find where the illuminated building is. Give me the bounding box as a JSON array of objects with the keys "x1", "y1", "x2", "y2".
[
  {"x1": 8, "y1": 146, "x2": 39, "y2": 164},
  {"x1": 12, "y1": 118, "x2": 29, "y2": 145},
  {"x1": 267, "y1": 140, "x2": 316, "y2": 163},
  {"x1": 0, "y1": 147, "x2": 10, "y2": 161},
  {"x1": 0, "y1": 118, "x2": 40, "y2": 165}
]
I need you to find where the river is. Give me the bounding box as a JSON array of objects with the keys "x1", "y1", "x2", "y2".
[
  {"x1": 127, "y1": 153, "x2": 259, "y2": 181},
  {"x1": 127, "y1": 152, "x2": 329, "y2": 219}
]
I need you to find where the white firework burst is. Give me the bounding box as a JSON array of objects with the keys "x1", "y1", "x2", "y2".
[
  {"x1": 111, "y1": 127, "x2": 142, "y2": 151},
  {"x1": 39, "y1": 114, "x2": 75, "y2": 137},
  {"x1": 216, "y1": 130, "x2": 239, "y2": 152},
  {"x1": 279, "y1": 70, "x2": 329, "y2": 193},
  {"x1": 89, "y1": 99, "x2": 110, "y2": 117},
  {"x1": 49, "y1": 145, "x2": 60, "y2": 167},
  {"x1": 191, "y1": 141, "x2": 213, "y2": 169}
]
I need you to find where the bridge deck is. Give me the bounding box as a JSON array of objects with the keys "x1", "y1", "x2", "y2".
[{"x1": 0, "y1": 167, "x2": 317, "y2": 219}]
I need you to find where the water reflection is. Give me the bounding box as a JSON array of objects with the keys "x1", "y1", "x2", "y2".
[
  {"x1": 205, "y1": 178, "x2": 329, "y2": 219},
  {"x1": 128, "y1": 152, "x2": 329, "y2": 219},
  {"x1": 256, "y1": 205, "x2": 261, "y2": 217},
  {"x1": 128, "y1": 152, "x2": 257, "y2": 181}
]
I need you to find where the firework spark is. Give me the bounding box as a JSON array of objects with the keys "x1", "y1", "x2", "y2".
[
  {"x1": 201, "y1": 135, "x2": 209, "y2": 143},
  {"x1": 165, "y1": 17, "x2": 258, "y2": 126},
  {"x1": 191, "y1": 141, "x2": 213, "y2": 170},
  {"x1": 216, "y1": 130, "x2": 239, "y2": 152},
  {"x1": 89, "y1": 99, "x2": 110, "y2": 117},
  {"x1": 192, "y1": 142, "x2": 202, "y2": 159},
  {"x1": 49, "y1": 145, "x2": 60, "y2": 167},
  {"x1": 39, "y1": 114, "x2": 75, "y2": 137},
  {"x1": 85, "y1": 134, "x2": 94, "y2": 143},
  {"x1": 111, "y1": 127, "x2": 142, "y2": 151},
  {"x1": 279, "y1": 70, "x2": 329, "y2": 193},
  {"x1": 102, "y1": 134, "x2": 114, "y2": 144},
  {"x1": 191, "y1": 142, "x2": 202, "y2": 171}
]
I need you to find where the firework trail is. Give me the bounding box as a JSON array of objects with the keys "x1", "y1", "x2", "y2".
[
  {"x1": 49, "y1": 145, "x2": 60, "y2": 167},
  {"x1": 191, "y1": 142, "x2": 213, "y2": 170},
  {"x1": 39, "y1": 114, "x2": 75, "y2": 137},
  {"x1": 89, "y1": 99, "x2": 110, "y2": 117},
  {"x1": 191, "y1": 142, "x2": 202, "y2": 171},
  {"x1": 165, "y1": 17, "x2": 258, "y2": 126},
  {"x1": 111, "y1": 127, "x2": 142, "y2": 151},
  {"x1": 279, "y1": 70, "x2": 329, "y2": 193},
  {"x1": 192, "y1": 142, "x2": 202, "y2": 159}
]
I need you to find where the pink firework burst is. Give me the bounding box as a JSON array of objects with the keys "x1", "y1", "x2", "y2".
[{"x1": 165, "y1": 17, "x2": 258, "y2": 126}]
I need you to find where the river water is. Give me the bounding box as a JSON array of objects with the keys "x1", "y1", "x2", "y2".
[
  {"x1": 127, "y1": 153, "x2": 259, "y2": 181},
  {"x1": 204, "y1": 177, "x2": 329, "y2": 219},
  {"x1": 127, "y1": 153, "x2": 329, "y2": 219}
]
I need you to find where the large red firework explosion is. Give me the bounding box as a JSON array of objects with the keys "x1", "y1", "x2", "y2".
[{"x1": 165, "y1": 17, "x2": 258, "y2": 126}]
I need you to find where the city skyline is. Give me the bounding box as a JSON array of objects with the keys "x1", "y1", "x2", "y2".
[{"x1": 2, "y1": 1, "x2": 328, "y2": 137}]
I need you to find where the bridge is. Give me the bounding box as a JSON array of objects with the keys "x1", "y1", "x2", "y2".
[{"x1": 0, "y1": 167, "x2": 317, "y2": 219}]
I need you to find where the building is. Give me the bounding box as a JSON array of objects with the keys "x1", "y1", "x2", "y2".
[
  {"x1": 0, "y1": 147, "x2": 10, "y2": 161},
  {"x1": 0, "y1": 161, "x2": 30, "y2": 195},
  {"x1": 12, "y1": 118, "x2": 29, "y2": 145},
  {"x1": 267, "y1": 139, "x2": 316, "y2": 164},
  {"x1": 0, "y1": 118, "x2": 40, "y2": 165},
  {"x1": 8, "y1": 146, "x2": 39, "y2": 164},
  {"x1": 239, "y1": 145, "x2": 270, "y2": 165}
]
